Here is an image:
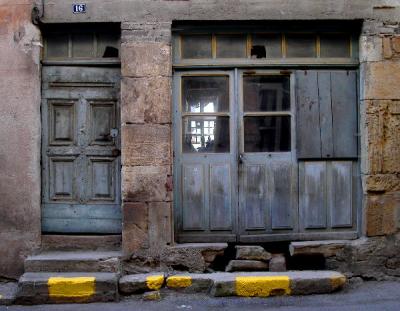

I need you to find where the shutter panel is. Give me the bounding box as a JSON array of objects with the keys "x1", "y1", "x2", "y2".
[
  {"x1": 296, "y1": 70, "x2": 358, "y2": 159},
  {"x1": 296, "y1": 71, "x2": 321, "y2": 158},
  {"x1": 331, "y1": 71, "x2": 358, "y2": 158}
]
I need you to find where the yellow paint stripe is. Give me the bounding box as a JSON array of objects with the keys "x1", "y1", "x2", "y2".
[
  {"x1": 330, "y1": 275, "x2": 346, "y2": 290},
  {"x1": 236, "y1": 276, "x2": 291, "y2": 297},
  {"x1": 166, "y1": 276, "x2": 192, "y2": 288},
  {"x1": 146, "y1": 275, "x2": 165, "y2": 290},
  {"x1": 48, "y1": 277, "x2": 95, "y2": 300}
]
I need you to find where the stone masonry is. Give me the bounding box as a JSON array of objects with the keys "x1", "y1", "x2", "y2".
[{"x1": 0, "y1": 0, "x2": 400, "y2": 281}]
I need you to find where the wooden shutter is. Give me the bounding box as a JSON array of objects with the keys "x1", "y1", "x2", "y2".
[{"x1": 296, "y1": 70, "x2": 358, "y2": 159}]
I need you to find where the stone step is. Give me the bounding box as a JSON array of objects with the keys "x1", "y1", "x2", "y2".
[
  {"x1": 41, "y1": 235, "x2": 121, "y2": 251},
  {"x1": 24, "y1": 251, "x2": 122, "y2": 273},
  {"x1": 16, "y1": 272, "x2": 118, "y2": 304}
]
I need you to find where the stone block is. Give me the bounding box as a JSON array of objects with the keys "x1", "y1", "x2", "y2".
[
  {"x1": 121, "y1": 124, "x2": 171, "y2": 166},
  {"x1": 383, "y1": 36, "x2": 393, "y2": 59},
  {"x1": 148, "y1": 202, "x2": 172, "y2": 252},
  {"x1": 119, "y1": 273, "x2": 165, "y2": 294},
  {"x1": 121, "y1": 77, "x2": 171, "y2": 124},
  {"x1": 235, "y1": 245, "x2": 271, "y2": 261},
  {"x1": 121, "y1": 22, "x2": 171, "y2": 43},
  {"x1": 160, "y1": 243, "x2": 228, "y2": 271},
  {"x1": 122, "y1": 203, "x2": 149, "y2": 254},
  {"x1": 365, "y1": 174, "x2": 400, "y2": 193},
  {"x1": 364, "y1": 100, "x2": 400, "y2": 175},
  {"x1": 166, "y1": 274, "x2": 213, "y2": 293},
  {"x1": 366, "y1": 195, "x2": 397, "y2": 236},
  {"x1": 121, "y1": 42, "x2": 171, "y2": 77},
  {"x1": 364, "y1": 60, "x2": 400, "y2": 100},
  {"x1": 269, "y1": 254, "x2": 287, "y2": 272},
  {"x1": 289, "y1": 240, "x2": 349, "y2": 257},
  {"x1": 122, "y1": 165, "x2": 172, "y2": 202},
  {"x1": 392, "y1": 36, "x2": 400, "y2": 53},
  {"x1": 225, "y1": 260, "x2": 269, "y2": 272}
]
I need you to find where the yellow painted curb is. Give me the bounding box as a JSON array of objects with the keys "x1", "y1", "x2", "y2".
[
  {"x1": 166, "y1": 276, "x2": 192, "y2": 288},
  {"x1": 48, "y1": 277, "x2": 95, "y2": 300},
  {"x1": 330, "y1": 275, "x2": 346, "y2": 289},
  {"x1": 146, "y1": 275, "x2": 165, "y2": 290},
  {"x1": 236, "y1": 276, "x2": 291, "y2": 297}
]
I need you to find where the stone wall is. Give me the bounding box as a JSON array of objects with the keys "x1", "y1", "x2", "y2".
[
  {"x1": 360, "y1": 20, "x2": 400, "y2": 237},
  {"x1": 0, "y1": 0, "x2": 41, "y2": 279},
  {"x1": 120, "y1": 22, "x2": 173, "y2": 256}
]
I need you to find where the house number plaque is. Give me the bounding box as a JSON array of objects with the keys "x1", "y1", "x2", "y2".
[{"x1": 73, "y1": 4, "x2": 86, "y2": 14}]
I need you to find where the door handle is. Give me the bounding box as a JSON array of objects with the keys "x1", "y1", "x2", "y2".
[{"x1": 239, "y1": 153, "x2": 244, "y2": 164}]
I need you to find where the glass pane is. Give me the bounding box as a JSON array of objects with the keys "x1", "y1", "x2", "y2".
[
  {"x1": 216, "y1": 35, "x2": 247, "y2": 58},
  {"x1": 286, "y1": 34, "x2": 316, "y2": 58},
  {"x1": 244, "y1": 116, "x2": 291, "y2": 152},
  {"x1": 320, "y1": 34, "x2": 350, "y2": 58},
  {"x1": 251, "y1": 34, "x2": 282, "y2": 58},
  {"x1": 181, "y1": 35, "x2": 212, "y2": 59},
  {"x1": 183, "y1": 116, "x2": 230, "y2": 153},
  {"x1": 46, "y1": 34, "x2": 69, "y2": 58},
  {"x1": 182, "y1": 76, "x2": 229, "y2": 113},
  {"x1": 97, "y1": 32, "x2": 120, "y2": 58},
  {"x1": 243, "y1": 76, "x2": 290, "y2": 112},
  {"x1": 72, "y1": 33, "x2": 94, "y2": 58}
]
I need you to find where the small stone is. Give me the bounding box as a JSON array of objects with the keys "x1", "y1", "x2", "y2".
[
  {"x1": 142, "y1": 291, "x2": 161, "y2": 301},
  {"x1": 269, "y1": 254, "x2": 287, "y2": 272},
  {"x1": 225, "y1": 260, "x2": 268, "y2": 272},
  {"x1": 235, "y1": 246, "x2": 272, "y2": 261}
]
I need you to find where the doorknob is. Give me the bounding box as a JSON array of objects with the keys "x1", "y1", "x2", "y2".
[{"x1": 239, "y1": 153, "x2": 244, "y2": 164}]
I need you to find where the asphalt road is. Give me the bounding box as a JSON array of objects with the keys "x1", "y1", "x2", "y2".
[{"x1": 1, "y1": 281, "x2": 400, "y2": 311}]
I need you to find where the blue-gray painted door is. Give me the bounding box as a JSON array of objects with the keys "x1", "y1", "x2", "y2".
[
  {"x1": 174, "y1": 69, "x2": 359, "y2": 242},
  {"x1": 41, "y1": 66, "x2": 121, "y2": 233}
]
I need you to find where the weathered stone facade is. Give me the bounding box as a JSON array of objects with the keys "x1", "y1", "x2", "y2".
[{"x1": 0, "y1": 0, "x2": 399, "y2": 280}]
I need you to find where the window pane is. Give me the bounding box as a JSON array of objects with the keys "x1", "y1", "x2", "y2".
[
  {"x1": 243, "y1": 75, "x2": 290, "y2": 112},
  {"x1": 216, "y1": 35, "x2": 247, "y2": 58},
  {"x1": 182, "y1": 76, "x2": 229, "y2": 113},
  {"x1": 46, "y1": 34, "x2": 69, "y2": 58},
  {"x1": 251, "y1": 34, "x2": 282, "y2": 58},
  {"x1": 97, "y1": 32, "x2": 120, "y2": 58},
  {"x1": 72, "y1": 33, "x2": 94, "y2": 58},
  {"x1": 181, "y1": 35, "x2": 212, "y2": 59},
  {"x1": 286, "y1": 34, "x2": 316, "y2": 58},
  {"x1": 320, "y1": 34, "x2": 350, "y2": 58},
  {"x1": 183, "y1": 116, "x2": 230, "y2": 153},
  {"x1": 244, "y1": 116, "x2": 291, "y2": 152}
]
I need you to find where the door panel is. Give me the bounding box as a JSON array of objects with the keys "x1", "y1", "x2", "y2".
[{"x1": 42, "y1": 66, "x2": 121, "y2": 234}]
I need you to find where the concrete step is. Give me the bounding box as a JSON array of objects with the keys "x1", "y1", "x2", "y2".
[
  {"x1": 25, "y1": 251, "x2": 122, "y2": 273},
  {"x1": 16, "y1": 272, "x2": 118, "y2": 304},
  {"x1": 119, "y1": 271, "x2": 346, "y2": 297}
]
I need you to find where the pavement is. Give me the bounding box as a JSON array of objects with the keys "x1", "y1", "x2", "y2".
[{"x1": 1, "y1": 280, "x2": 400, "y2": 311}]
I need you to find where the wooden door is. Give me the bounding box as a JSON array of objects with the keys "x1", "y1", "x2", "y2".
[
  {"x1": 174, "y1": 71, "x2": 238, "y2": 242},
  {"x1": 41, "y1": 66, "x2": 121, "y2": 234},
  {"x1": 238, "y1": 71, "x2": 298, "y2": 242}
]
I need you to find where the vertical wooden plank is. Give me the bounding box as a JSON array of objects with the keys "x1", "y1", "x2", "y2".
[
  {"x1": 209, "y1": 163, "x2": 232, "y2": 230},
  {"x1": 296, "y1": 71, "x2": 321, "y2": 158},
  {"x1": 244, "y1": 164, "x2": 266, "y2": 230},
  {"x1": 269, "y1": 161, "x2": 295, "y2": 230},
  {"x1": 182, "y1": 164, "x2": 205, "y2": 230},
  {"x1": 331, "y1": 71, "x2": 358, "y2": 158},
  {"x1": 318, "y1": 72, "x2": 334, "y2": 158},
  {"x1": 330, "y1": 161, "x2": 353, "y2": 228},
  {"x1": 299, "y1": 161, "x2": 327, "y2": 229}
]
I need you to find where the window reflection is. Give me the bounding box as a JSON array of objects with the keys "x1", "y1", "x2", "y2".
[{"x1": 183, "y1": 116, "x2": 230, "y2": 153}]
